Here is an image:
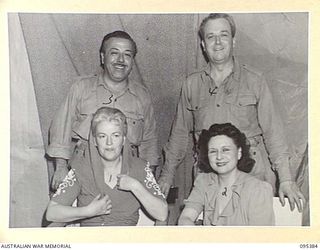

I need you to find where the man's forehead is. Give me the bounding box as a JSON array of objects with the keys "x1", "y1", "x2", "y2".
[
  {"x1": 104, "y1": 37, "x2": 134, "y2": 50},
  {"x1": 203, "y1": 18, "x2": 232, "y2": 33}
]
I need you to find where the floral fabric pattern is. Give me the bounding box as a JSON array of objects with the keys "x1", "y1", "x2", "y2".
[
  {"x1": 53, "y1": 169, "x2": 77, "y2": 197},
  {"x1": 144, "y1": 163, "x2": 165, "y2": 198}
]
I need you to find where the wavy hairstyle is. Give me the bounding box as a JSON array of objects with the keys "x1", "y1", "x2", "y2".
[
  {"x1": 198, "y1": 123, "x2": 255, "y2": 173},
  {"x1": 91, "y1": 107, "x2": 128, "y2": 137},
  {"x1": 198, "y1": 13, "x2": 236, "y2": 40}
]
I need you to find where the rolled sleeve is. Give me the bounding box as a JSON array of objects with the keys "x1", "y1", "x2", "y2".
[{"x1": 47, "y1": 82, "x2": 80, "y2": 160}]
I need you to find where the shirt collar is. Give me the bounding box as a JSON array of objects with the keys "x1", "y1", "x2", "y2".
[
  {"x1": 202, "y1": 56, "x2": 241, "y2": 82},
  {"x1": 96, "y1": 72, "x2": 139, "y2": 98},
  {"x1": 206, "y1": 170, "x2": 249, "y2": 198},
  {"x1": 206, "y1": 171, "x2": 250, "y2": 224}
]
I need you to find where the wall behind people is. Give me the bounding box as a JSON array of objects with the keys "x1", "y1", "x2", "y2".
[
  {"x1": 9, "y1": 13, "x2": 308, "y2": 227},
  {"x1": 9, "y1": 14, "x2": 50, "y2": 227}
]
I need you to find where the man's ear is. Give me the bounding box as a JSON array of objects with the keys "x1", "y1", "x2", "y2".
[
  {"x1": 123, "y1": 136, "x2": 126, "y2": 146},
  {"x1": 100, "y1": 52, "x2": 104, "y2": 65},
  {"x1": 93, "y1": 136, "x2": 98, "y2": 146},
  {"x1": 238, "y1": 147, "x2": 242, "y2": 160},
  {"x1": 232, "y1": 38, "x2": 236, "y2": 48},
  {"x1": 201, "y1": 40, "x2": 206, "y2": 51}
]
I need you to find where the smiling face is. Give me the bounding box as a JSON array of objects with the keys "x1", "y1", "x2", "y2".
[
  {"x1": 208, "y1": 135, "x2": 242, "y2": 176},
  {"x1": 201, "y1": 18, "x2": 234, "y2": 65},
  {"x1": 94, "y1": 120, "x2": 125, "y2": 162},
  {"x1": 100, "y1": 37, "x2": 134, "y2": 83}
]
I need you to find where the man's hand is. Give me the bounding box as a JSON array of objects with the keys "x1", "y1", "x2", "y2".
[
  {"x1": 86, "y1": 194, "x2": 112, "y2": 217},
  {"x1": 279, "y1": 180, "x2": 306, "y2": 212},
  {"x1": 158, "y1": 179, "x2": 171, "y2": 198},
  {"x1": 117, "y1": 174, "x2": 140, "y2": 191},
  {"x1": 51, "y1": 165, "x2": 69, "y2": 191}
]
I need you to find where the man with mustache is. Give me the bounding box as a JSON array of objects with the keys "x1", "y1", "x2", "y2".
[
  {"x1": 47, "y1": 31, "x2": 159, "y2": 192},
  {"x1": 158, "y1": 13, "x2": 305, "y2": 213}
]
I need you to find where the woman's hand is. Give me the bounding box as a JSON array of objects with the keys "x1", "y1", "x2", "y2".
[
  {"x1": 86, "y1": 194, "x2": 112, "y2": 217},
  {"x1": 117, "y1": 174, "x2": 140, "y2": 191}
]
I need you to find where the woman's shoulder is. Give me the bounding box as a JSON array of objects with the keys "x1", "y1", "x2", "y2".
[
  {"x1": 69, "y1": 149, "x2": 92, "y2": 178},
  {"x1": 239, "y1": 172, "x2": 273, "y2": 194},
  {"x1": 194, "y1": 172, "x2": 218, "y2": 187},
  {"x1": 127, "y1": 156, "x2": 151, "y2": 176}
]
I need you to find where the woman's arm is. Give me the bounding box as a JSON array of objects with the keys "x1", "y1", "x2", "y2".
[
  {"x1": 117, "y1": 175, "x2": 168, "y2": 222},
  {"x1": 46, "y1": 194, "x2": 112, "y2": 223},
  {"x1": 248, "y1": 181, "x2": 275, "y2": 226},
  {"x1": 178, "y1": 207, "x2": 199, "y2": 225}
]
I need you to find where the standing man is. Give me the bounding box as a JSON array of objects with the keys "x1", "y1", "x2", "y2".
[
  {"x1": 47, "y1": 31, "x2": 159, "y2": 191},
  {"x1": 158, "y1": 13, "x2": 305, "y2": 211}
]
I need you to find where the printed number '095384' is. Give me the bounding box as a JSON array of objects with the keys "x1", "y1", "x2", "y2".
[{"x1": 300, "y1": 244, "x2": 318, "y2": 248}]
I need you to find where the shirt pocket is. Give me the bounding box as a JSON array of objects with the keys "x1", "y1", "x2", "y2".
[
  {"x1": 123, "y1": 111, "x2": 145, "y2": 145},
  {"x1": 189, "y1": 97, "x2": 209, "y2": 132},
  {"x1": 226, "y1": 94, "x2": 257, "y2": 129},
  {"x1": 73, "y1": 104, "x2": 98, "y2": 139},
  {"x1": 78, "y1": 101, "x2": 98, "y2": 119}
]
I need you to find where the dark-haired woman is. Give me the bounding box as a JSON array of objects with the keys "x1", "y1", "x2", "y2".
[{"x1": 178, "y1": 123, "x2": 274, "y2": 226}]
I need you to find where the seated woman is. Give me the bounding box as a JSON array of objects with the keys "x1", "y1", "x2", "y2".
[
  {"x1": 178, "y1": 123, "x2": 275, "y2": 226},
  {"x1": 46, "y1": 107, "x2": 168, "y2": 226}
]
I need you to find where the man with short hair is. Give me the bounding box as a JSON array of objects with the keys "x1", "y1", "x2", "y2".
[
  {"x1": 158, "y1": 13, "x2": 305, "y2": 212},
  {"x1": 47, "y1": 31, "x2": 159, "y2": 191}
]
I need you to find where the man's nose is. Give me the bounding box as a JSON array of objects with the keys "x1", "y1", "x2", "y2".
[
  {"x1": 215, "y1": 35, "x2": 221, "y2": 44},
  {"x1": 117, "y1": 53, "x2": 124, "y2": 62},
  {"x1": 106, "y1": 136, "x2": 112, "y2": 145}
]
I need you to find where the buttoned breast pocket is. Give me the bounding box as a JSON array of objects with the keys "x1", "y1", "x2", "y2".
[
  {"x1": 124, "y1": 112, "x2": 145, "y2": 145},
  {"x1": 189, "y1": 98, "x2": 209, "y2": 132},
  {"x1": 77, "y1": 98, "x2": 98, "y2": 122},
  {"x1": 227, "y1": 94, "x2": 257, "y2": 129},
  {"x1": 73, "y1": 104, "x2": 98, "y2": 139}
]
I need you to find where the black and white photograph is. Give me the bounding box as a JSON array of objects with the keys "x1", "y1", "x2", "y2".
[
  {"x1": 2, "y1": 0, "x2": 318, "y2": 244},
  {"x1": 8, "y1": 12, "x2": 309, "y2": 228}
]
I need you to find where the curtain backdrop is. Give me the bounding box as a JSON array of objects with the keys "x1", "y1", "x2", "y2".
[{"x1": 9, "y1": 13, "x2": 308, "y2": 227}]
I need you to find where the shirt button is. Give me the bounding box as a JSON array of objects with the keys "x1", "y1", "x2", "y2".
[
  {"x1": 216, "y1": 104, "x2": 220, "y2": 107},
  {"x1": 114, "y1": 98, "x2": 117, "y2": 102}
]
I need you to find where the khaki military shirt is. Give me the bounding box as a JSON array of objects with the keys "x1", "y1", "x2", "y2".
[
  {"x1": 47, "y1": 72, "x2": 159, "y2": 166},
  {"x1": 161, "y1": 58, "x2": 291, "y2": 185}
]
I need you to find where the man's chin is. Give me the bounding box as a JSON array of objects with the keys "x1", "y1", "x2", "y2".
[{"x1": 110, "y1": 74, "x2": 129, "y2": 82}]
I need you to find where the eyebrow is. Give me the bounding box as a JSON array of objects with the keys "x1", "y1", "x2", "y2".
[
  {"x1": 206, "y1": 30, "x2": 230, "y2": 35},
  {"x1": 110, "y1": 48, "x2": 133, "y2": 53}
]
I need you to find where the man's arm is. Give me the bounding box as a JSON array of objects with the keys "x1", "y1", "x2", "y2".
[
  {"x1": 138, "y1": 90, "x2": 160, "y2": 167},
  {"x1": 47, "y1": 82, "x2": 80, "y2": 190},
  {"x1": 158, "y1": 80, "x2": 193, "y2": 196},
  {"x1": 257, "y1": 75, "x2": 305, "y2": 211}
]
